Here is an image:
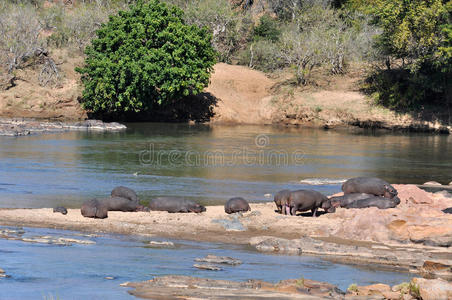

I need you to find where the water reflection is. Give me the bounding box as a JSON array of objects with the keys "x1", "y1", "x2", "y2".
[{"x1": 0, "y1": 123, "x2": 450, "y2": 207}]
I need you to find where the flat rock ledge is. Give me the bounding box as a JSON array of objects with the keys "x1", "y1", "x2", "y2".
[
  {"x1": 0, "y1": 118, "x2": 126, "y2": 136},
  {"x1": 124, "y1": 275, "x2": 452, "y2": 299},
  {"x1": 124, "y1": 275, "x2": 343, "y2": 299}
]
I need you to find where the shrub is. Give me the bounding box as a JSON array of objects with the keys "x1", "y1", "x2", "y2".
[
  {"x1": 253, "y1": 14, "x2": 280, "y2": 42},
  {"x1": 76, "y1": 0, "x2": 216, "y2": 115},
  {"x1": 0, "y1": 4, "x2": 43, "y2": 73},
  {"x1": 180, "y1": 0, "x2": 252, "y2": 63}
]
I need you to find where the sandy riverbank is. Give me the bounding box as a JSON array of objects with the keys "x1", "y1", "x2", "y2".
[{"x1": 0, "y1": 184, "x2": 451, "y2": 279}]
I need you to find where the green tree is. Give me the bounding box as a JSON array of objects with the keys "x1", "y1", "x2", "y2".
[{"x1": 76, "y1": 0, "x2": 216, "y2": 115}]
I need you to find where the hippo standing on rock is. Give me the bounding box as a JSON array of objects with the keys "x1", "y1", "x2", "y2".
[
  {"x1": 342, "y1": 177, "x2": 398, "y2": 199},
  {"x1": 149, "y1": 197, "x2": 206, "y2": 213},
  {"x1": 274, "y1": 189, "x2": 291, "y2": 215},
  {"x1": 224, "y1": 197, "x2": 251, "y2": 214},
  {"x1": 288, "y1": 190, "x2": 335, "y2": 217}
]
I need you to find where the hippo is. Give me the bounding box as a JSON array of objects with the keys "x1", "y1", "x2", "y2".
[
  {"x1": 274, "y1": 189, "x2": 291, "y2": 214},
  {"x1": 442, "y1": 207, "x2": 452, "y2": 214},
  {"x1": 224, "y1": 197, "x2": 251, "y2": 214},
  {"x1": 345, "y1": 196, "x2": 401, "y2": 209},
  {"x1": 81, "y1": 198, "x2": 108, "y2": 219},
  {"x1": 342, "y1": 177, "x2": 397, "y2": 199},
  {"x1": 99, "y1": 196, "x2": 141, "y2": 212},
  {"x1": 111, "y1": 186, "x2": 139, "y2": 203},
  {"x1": 329, "y1": 193, "x2": 375, "y2": 208},
  {"x1": 53, "y1": 206, "x2": 68, "y2": 215},
  {"x1": 288, "y1": 190, "x2": 335, "y2": 217},
  {"x1": 149, "y1": 197, "x2": 206, "y2": 213}
]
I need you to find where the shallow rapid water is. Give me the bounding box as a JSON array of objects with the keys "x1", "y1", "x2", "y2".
[
  {"x1": 0, "y1": 226, "x2": 413, "y2": 299},
  {"x1": 0, "y1": 123, "x2": 451, "y2": 208}
]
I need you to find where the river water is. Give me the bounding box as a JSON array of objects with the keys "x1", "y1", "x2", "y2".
[
  {"x1": 2, "y1": 123, "x2": 448, "y2": 297},
  {"x1": 0, "y1": 123, "x2": 451, "y2": 208},
  {"x1": 0, "y1": 226, "x2": 413, "y2": 299}
]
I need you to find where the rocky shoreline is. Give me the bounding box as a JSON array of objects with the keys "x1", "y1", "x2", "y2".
[
  {"x1": 0, "y1": 185, "x2": 450, "y2": 283},
  {"x1": 124, "y1": 275, "x2": 452, "y2": 300},
  {"x1": 0, "y1": 118, "x2": 126, "y2": 136}
]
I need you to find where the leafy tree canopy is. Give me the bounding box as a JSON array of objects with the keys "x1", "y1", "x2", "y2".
[{"x1": 76, "y1": 0, "x2": 216, "y2": 115}]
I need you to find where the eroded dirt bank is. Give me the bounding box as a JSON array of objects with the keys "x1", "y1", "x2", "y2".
[
  {"x1": 0, "y1": 185, "x2": 451, "y2": 280},
  {"x1": 1, "y1": 59, "x2": 450, "y2": 133}
]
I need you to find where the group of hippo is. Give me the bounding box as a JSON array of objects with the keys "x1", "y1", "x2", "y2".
[
  {"x1": 73, "y1": 177, "x2": 404, "y2": 219},
  {"x1": 274, "y1": 177, "x2": 400, "y2": 216}
]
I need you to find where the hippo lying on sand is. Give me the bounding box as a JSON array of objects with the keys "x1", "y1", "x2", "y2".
[
  {"x1": 274, "y1": 189, "x2": 291, "y2": 214},
  {"x1": 443, "y1": 207, "x2": 452, "y2": 214},
  {"x1": 149, "y1": 197, "x2": 206, "y2": 213},
  {"x1": 53, "y1": 206, "x2": 68, "y2": 215},
  {"x1": 329, "y1": 193, "x2": 375, "y2": 208},
  {"x1": 111, "y1": 186, "x2": 138, "y2": 203},
  {"x1": 345, "y1": 196, "x2": 400, "y2": 209},
  {"x1": 288, "y1": 190, "x2": 335, "y2": 217},
  {"x1": 224, "y1": 197, "x2": 251, "y2": 214},
  {"x1": 81, "y1": 198, "x2": 108, "y2": 219},
  {"x1": 81, "y1": 186, "x2": 145, "y2": 219},
  {"x1": 342, "y1": 177, "x2": 397, "y2": 199}
]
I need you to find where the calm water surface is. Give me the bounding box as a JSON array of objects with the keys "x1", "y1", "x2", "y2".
[
  {"x1": 0, "y1": 123, "x2": 451, "y2": 208},
  {"x1": 0, "y1": 226, "x2": 413, "y2": 299}
]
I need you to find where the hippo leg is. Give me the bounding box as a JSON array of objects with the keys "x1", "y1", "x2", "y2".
[
  {"x1": 284, "y1": 204, "x2": 290, "y2": 215},
  {"x1": 291, "y1": 206, "x2": 296, "y2": 216},
  {"x1": 311, "y1": 207, "x2": 318, "y2": 217}
]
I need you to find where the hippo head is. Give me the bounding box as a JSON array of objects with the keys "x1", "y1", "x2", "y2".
[
  {"x1": 383, "y1": 184, "x2": 398, "y2": 199},
  {"x1": 321, "y1": 200, "x2": 336, "y2": 213},
  {"x1": 190, "y1": 204, "x2": 206, "y2": 213}
]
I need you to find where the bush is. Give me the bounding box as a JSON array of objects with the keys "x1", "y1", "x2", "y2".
[
  {"x1": 253, "y1": 14, "x2": 280, "y2": 42},
  {"x1": 180, "y1": 0, "x2": 252, "y2": 63},
  {"x1": 76, "y1": 0, "x2": 216, "y2": 115},
  {"x1": 0, "y1": 4, "x2": 43, "y2": 73}
]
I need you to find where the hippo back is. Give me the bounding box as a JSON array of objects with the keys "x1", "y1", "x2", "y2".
[
  {"x1": 225, "y1": 197, "x2": 251, "y2": 214},
  {"x1": 149, "y1": 197, "x2": 206, "y2": 213},
  {"x1": 99, "y1": 197, "x2": 139, "y2": 211},
  {"x1": 342, "y1": 177, "x2": 397, "y2": 198},
  {"x1": 111, "y1": 186, "x2": 139, "y2": 203}
]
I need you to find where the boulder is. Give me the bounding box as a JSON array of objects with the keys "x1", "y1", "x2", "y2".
[{"x1": 411, "y1": 278, "x2": 452, "y2": 300}]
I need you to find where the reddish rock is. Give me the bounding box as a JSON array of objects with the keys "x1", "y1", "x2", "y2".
[{"x1": 411, "y1": 277, "x2": 452, "y2": 300}]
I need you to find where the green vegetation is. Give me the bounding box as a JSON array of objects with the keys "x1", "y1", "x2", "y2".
[
  {"x1": 76, "y1": 0, "x2": 216, "y2": 115},
  {"x1": 347, "y1": 283, "x2": 359, "y2": 292},
  {"x1": 0, "y1": 0, "x2": 450, "y2": 119},
  {"x1": 355, "y1": 0, "x2": 452, "y2": 110}
]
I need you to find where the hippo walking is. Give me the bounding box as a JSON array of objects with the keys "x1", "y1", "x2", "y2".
[
  {"x1": 288, "y1": 190, "x2": 335, "y2": 217},
  {"x1": 274, "y1": 189, "x2": 291, "y2": 214}
]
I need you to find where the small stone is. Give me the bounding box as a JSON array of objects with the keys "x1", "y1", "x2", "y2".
[
  {"x1": 264, "y1": 193, "x2": 272, "y2": 198},
  {"x1": 105, "y1": 276, "x2": 114, "y2": 280},
  {"x1": 148, "y1": 240, "x2": 175, "y2": 248},
  {"x1": 0, "y1": 268, "x2": 4, "y2": 274},
  {"x1": 120, "y1": 282, "x2": 130, "y2": 287},
  {"x1": 195, "y1": 255, "x2": 242, "y2": 265},
  {"x1": 193, "y1": 264, "x2": 221, "y2": 271},
  {"x1": 423, "y1": 181, "x2": 442, "y2": 186}
]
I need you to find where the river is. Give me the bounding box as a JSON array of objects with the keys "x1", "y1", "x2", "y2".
[{"x1": 0, "y1": 123, "x2": 450, "y2": 208}]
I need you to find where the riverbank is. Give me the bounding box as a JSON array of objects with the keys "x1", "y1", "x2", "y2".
[
  {"x1": 0, "y1": 184, "x2": 450, "y2": 281},
  {"x1": 0, "y1": 118, "x2": 126, "y2": 136},
  {"x1": 1, "y1": 58, "x2": 450, "y2": 133}
]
